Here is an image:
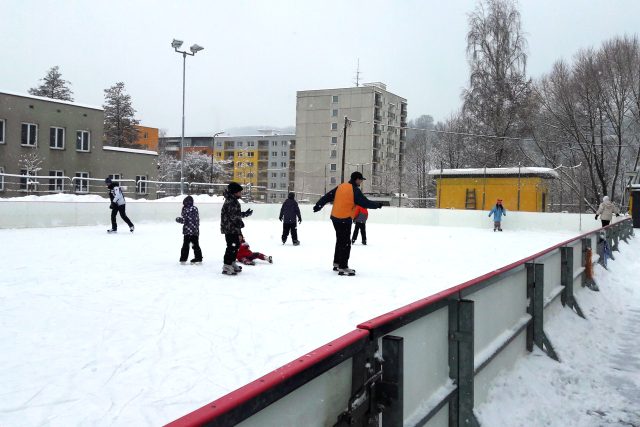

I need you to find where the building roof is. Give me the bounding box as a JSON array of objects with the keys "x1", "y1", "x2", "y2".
[
  {"x1": 103, "y1": 146, "x2": 158, "y2": 156},
  {"x1": 0, "y1": 90, "x2": 103, "y2": 111},
  {"x1": 428, "y1": 167, "x2": 558, "y2": 179}
]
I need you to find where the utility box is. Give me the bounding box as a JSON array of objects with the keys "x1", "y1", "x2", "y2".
[{"x1": 631, "y1": 190, "x2": 640, "y2": 228}]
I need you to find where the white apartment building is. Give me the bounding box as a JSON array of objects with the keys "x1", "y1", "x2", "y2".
[{"x1": 294, "y1": 83, "x2": 407, "y2": 198}]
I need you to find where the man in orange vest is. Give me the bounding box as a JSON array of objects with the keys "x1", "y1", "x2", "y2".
[{"x1": 313, "y1": 171, "x2": 382, "y2": 276}]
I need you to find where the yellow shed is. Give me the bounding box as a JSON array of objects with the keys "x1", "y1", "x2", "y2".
[{"x1": 428, "y1": 167, "x2": 558, "y2": 212}]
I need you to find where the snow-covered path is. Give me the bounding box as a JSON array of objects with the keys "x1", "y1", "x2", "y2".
[
  {"x1": 477, "y1": 237, "x2": 640, "y2": 426},
  {"x1": 0, "y1": 220, "x2": 600, "y2": 426}
]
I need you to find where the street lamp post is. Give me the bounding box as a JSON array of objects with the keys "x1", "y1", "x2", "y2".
[
  {"x1": 172, "y1": 39, "x2": 204, "y2": 195},
  {"x1": 210, "y1": 132, "x2": 224, "y2": 184}
]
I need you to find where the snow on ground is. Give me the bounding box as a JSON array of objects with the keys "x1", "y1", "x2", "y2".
[
  {"x1": 0, "y1": 217, "x2": 630, "y2": 426},
  {"x1": 477, "y1": 237, "x2": 640, "y2": 427}
]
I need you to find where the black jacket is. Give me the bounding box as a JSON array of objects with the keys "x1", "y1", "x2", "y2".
[
  {"x1": 279, "y1": 198, "x2": 301, "y2": 223},
  {"x1": 220, "y1": 190, "x2": 251, "y2": 234}
]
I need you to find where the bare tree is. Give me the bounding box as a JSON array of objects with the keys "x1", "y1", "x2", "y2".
[
  {"x1": 404, "y1": 116, "x2": 436, "y2": 207},
  {"x1": 463, "y1": 0, "x2": 533, "y2": 166},
  {"x1": 28, "y1": 66, "x2": 74, "y2": 101},
  {"x1": 18, "y1": 152, "x2": 44, "y2": 193}
]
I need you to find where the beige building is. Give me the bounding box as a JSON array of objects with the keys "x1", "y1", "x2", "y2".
[
  {"x1": 0, "y1": 91, "x2": 157, "y2": 197},
  {"x1": 295, "y1": 83, "x2": 407, "y2": 198}
]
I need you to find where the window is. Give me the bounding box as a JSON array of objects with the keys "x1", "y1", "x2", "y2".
[
  {"x1": 280, "y1": 162, "x2": 287, "y2": 167},
  {"x1": 281, "y1": 172, "x2": 287, "y2": 178},
  {"x1": 331, "y1": 136, "x2": 338, "y2": 144},
  {"x1": 237, "y1": 152, "x2": 244, "y2": 157},
  {"x1": 281, "y1": 141, "x2": 287, "y2": 146},
  {"x1": 271, "y1": 151, "x2": 278, "y2": 156},
  {"x1": 50, "y1": 127, "x2": 65, "y2": 149},
  {"x1": 331, "y1": 122, "x2": 338, "y2": 131},
  {"x1": 271, "y1": 141, "x2": 277, "y2": 146},
  {"x1": 330, "y1": 177, "x2": 337, "y2": 184},
  {"x1": 108, "y1": 174, "x2": 121, "y2": 182},
  {"x1": 330, "y1": 150, "x2": 337, "y2": 158},
  {"x1": 216, "y1": 141, "x2": 222, "y2": 147},
  {"x1": 136, "y1": 175, "x2": 147, "y2": 194},
  {"x1": 270, "y1": 193, "x2": 277, "y2": 199},
  {"x1": 0, "y1": 119, "x2": 5, "y2": 144},
  {"x1": 280, "y1": 183, "x2": 287, "y2": 188},
  {"x1": 271, "y1": 172, "x2": 277, "y2": 178},
  {"x1": 270, "y1": 183, "x2": 277, "y2": 189},
  {"x1": 280, "y1": 193, "x2": 286, "y2": 198},
  {"x1": 237, "y1": 141, "x2": 243, "y2": 147},
  {"x1": 332, "y1": 109, "x2": 338, "y2": 117},
  {"x1": 330, "y1": 163, "x2": 337, "y2": 171},
  {"x1": 248, "y1": 141, "x2": 255, "y2": 147},
  {"x1": 247, "y1": 152, "x2": 254, "y2": 157},
  {"x1": 0, "y1": 166, "x2": 4, "y2": 191},
  {"x1": 281, "y1": 151, "x2": 287, "y2": 156},
  {"x1": 332, "y1": 95, "x2": 339, "y2": 103},
  {"x1": 20, "y1": 169, "x2": 29, "y2": 190},
  {"x1": 271, "y1": 161, "x2": 277, "y2": 167},
  {"x1": 247, "y1": 172, "x2": 254, "y2": 178},
  {"x1": 76, "y1": 130, "x2": 90, "y2": 151},
  {"x1": 75, "y1": 172, "x2": 89, "y2": 193},
  {"x1": 49, "y1": 170, "x2": 64, "y2": 192},
  {"x1": 21, "y1": 123, "x2": 38, "y2": 146},
  {"x1": 247, "y1": 162, "x2": 254, "y2": 167}
]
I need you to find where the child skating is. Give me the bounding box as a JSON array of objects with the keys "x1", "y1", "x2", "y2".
[
  {"x1": 237, "y1": 235, "x2": 272, "y2": 265},
  {"x1": 220, "y1": 182, "x2": 253, "y2": 275},
  {"x1": 176, "y1": 195, "x2": 202, "y2": 264},
  {"x1": 488, "y1": 199, "x2": 507, "y2": 231}
]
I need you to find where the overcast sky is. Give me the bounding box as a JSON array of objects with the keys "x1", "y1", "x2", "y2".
[{"x1": 2, "y1": 0, "x2": 639, "y2": 136}]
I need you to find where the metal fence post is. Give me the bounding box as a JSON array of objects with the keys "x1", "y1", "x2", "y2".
[
  {"x1": 526, "y1": 263, "x2": 560, "y2": 361},
  {"x1": 612, "y1": 224, "x2": 620, "y2": 252},
  {"x1": 560, "y1": 247, "x2": 585, "y2": 318},
  {"x1": 381, "y1": 336, "x2": 403, "y2": 427},
  {"x1": 448, "y1": 299, "x2": 480, "y2": 427}
]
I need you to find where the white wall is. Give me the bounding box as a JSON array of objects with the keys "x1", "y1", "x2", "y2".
[{"x1": 0, "y1": 200, "x2": 612, "y2": 231}]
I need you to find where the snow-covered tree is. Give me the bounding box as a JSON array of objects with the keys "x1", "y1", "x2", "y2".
[
  {"x1": 183, "y1": 151, "x2": 231, "y2": 183},
  {"x1": 18, "y1": 152, "x2": 44, "y2": 192},
  {"x1": 103, "y1": 82, "x2": 140, "y2": 147},
  {"x1": 157, "y1": 152, "x2": 180, "y2": 182},
  {"x1": 28, "y1": 66, "x2": 74, "y2": 101}
]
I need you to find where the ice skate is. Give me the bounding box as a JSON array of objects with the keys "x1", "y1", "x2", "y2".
[
  {"x1": 362, "y1": 241, "x2": 367, "y2": 245},
  {"x1": 293, "y1": 240, "x2": 300, "y2": 246},
  {"x1": 190, "y1": 258, "x2": 202, "y2": 265},
  {"x1": 338, "y1": 267, "x2": 356, "y2": 276},
  {"x1": 231, "y1": 261, "x2": 243, "y2": 272},
  {"x1": 351, "y1": 239, "x2": 356, "y2": 244},
  {"x1": 179, "y1": 260, "x2": 187, "y2": 265},
  {"x1": 107, "y1": 229, "x2": 117, "y2": 233},
  {"x1": 333, "y1": 262, "x2": 339, "y2": 271},
  {"x1": 222, "y1": 264, "x2": 237, "y2": 275},
  {"x1": 268, "y1": 256, "x2": 273, "y2": 264}
]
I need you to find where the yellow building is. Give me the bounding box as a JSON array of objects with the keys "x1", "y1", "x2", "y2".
[
  {"x1": 429, "y1": 167, "x2": 558, "y2": 212},
  {"x1": 134, "y1": 125, "x2": 159, "y2": 151},
  {"x1": 232, "y1": 148, "x2": 258, "y2": 187}
]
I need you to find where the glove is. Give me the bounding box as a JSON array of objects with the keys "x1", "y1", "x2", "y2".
[
  {"x1": 242, "y1": 208, "x2": 253, "y2": 217},
  {"x1": 595, "y1": 215, "x2": 599, "y2": 220},
  {"x1": 175, "y1": 217, "x2": 184, "y2": 224},
  {"x1": 298, "y1": 218, "x2": 302, "y2": 224},
  {"x1": 313, "y1": 204, "x2": 321, "y2": 213},
  {"x1": 279, "y1": 217, "x2": 283, "y2": 222}
]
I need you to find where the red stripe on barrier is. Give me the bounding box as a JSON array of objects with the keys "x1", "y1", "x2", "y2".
[{"x1": 165, "y1": 329, "x2": 369, "y2": 427}]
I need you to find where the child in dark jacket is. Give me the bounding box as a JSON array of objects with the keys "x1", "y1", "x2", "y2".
[
  {"x1": 351, "y1": 205, "x2": 368, "y2": 245},
  {"x1": 176, "y1": 195, "x2": 202, "y2": 264},
  {"x1": 279, "y1": 192, "x2": 302, "y2": 245},
  {"x1": 237, "y1": 235, "x2": 273, "y2": 265},
  {"x1": 220, "y1": 182, "x2": 253, "y2": 275}
]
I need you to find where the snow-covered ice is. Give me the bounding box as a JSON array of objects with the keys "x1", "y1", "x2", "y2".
[{"x1": 0, "y1": 215, "x2": 637, "y2": 426}]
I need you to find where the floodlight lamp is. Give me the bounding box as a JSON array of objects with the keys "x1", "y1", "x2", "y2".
[
  {"x1": 190, "y1": 44, "x2": 204, "y2": 53},
  {"x1": 171, "y1": 39, "x2": 183, "y2": 49}
]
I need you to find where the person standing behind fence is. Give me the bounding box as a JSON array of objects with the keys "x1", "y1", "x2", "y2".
[
  {"x1": 220, "y1": 182, "x2": 253, "y2": 275},
  {"x1": 488, "y1": 199, "x2": 506, "y2": 232},
  {"x1": 176, "y1": 195, "x2": 202, "y2": 264},
  {"x1": 595, "y1": 195, "x2": 620, "y2": 227},
  {"x1": 105, "y1": 177, "x2": 134, "y2": 233},
  {"x1": 351, "y1": 205, "x2": 368, "y2": 245},
  {"x1": 279, "y1": 192, "x2": 301, "y2": 245}
]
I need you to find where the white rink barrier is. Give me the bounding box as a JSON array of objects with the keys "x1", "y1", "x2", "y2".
[{"x1": 0, "y1": 199, "x2": 616, "y2": 231}]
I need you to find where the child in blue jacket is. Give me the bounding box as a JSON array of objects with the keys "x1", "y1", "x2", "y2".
[{"x1": 488, "y1": 199, "x2": 507, "y2": 232}]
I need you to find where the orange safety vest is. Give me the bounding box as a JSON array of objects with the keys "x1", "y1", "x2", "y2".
[{"x1": 331, "y1": 183, "x2": 357, "y2": 219}]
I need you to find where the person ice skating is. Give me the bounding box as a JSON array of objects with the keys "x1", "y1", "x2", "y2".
[
  {"x1": 488, "y1": 199, "x2": 506, "y2": 232},
  {"x1": 351, "y1": 205, "x2": 368, "y2": 245},
  {"x1": 105, "y1": 177, "x2": 134, "y2": 233},
  {"x1": 237, "y1": 234, "x2": 272, "y2": 265},
  {"x1": 279, "y1": 192, "x2": 301, "y2": 245},
  {"x1": 220, "y1": 182, "x2": 253, "y2": 275},
  {"x1": 176, "y1": 195, "x2": 202, "y2": 264},
  {"x1": 313, "y1": 171, "x2": 382, "y2": 276},
  {"x1": 595, "y1": 195, "x2": 620, "y2": 227}
]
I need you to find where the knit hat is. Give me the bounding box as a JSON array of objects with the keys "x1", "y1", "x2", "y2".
[
  {"x1": 105, "y1": 177, "x2": 112, "y2": 184},
  {"x1": 351, "y1": 171, "x2": 366, "y2": 181},
  {"x1": 183, "y1": 195, "x2": 194, "y2": 206},
  {"x1": 288, "y1": 192, "x2": 295, "y2": 199},
  {"x1": 227, "y1": 182, "x2": 243, "y2": 194},
  {"x1": 497, "y1": 199, "x2": 503, "y2": 203}
]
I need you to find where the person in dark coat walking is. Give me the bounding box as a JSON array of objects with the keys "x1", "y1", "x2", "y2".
[
  {"x1": 313, "y1": 171, "x2": 382, "y2": 276},
  {"x1": 176, "y1": 195, "x2": 202, "y2": 264},
  {"x1": 105, "y1": 177, "x2": 134, "y2": 233},
  {"x1": 220, "y1": 182, "x2": 253, "y2": 275},
  {"x1": 279, "y1": 192, "x2": 302, "y2": 245}
]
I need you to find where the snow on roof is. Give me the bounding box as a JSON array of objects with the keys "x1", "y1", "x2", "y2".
[
  {"x1": 0, "y1": 90, "x2": 103, "y2": 111},
  {"x1": 102, "y1": 146, "x2": 158, "y2": 156},
  {"x1": 428, "y1": 167, "x2": 558, "y2": 179}
]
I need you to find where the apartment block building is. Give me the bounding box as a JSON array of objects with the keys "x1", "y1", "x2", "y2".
[
  {"x1": 159, "y1": 132, "x2": 296, "y2": 202},
  {"x1": 0, "y1": 91, "x2": 157, "y2": 197},
  {"x1": 295, "y1": 83, "x2": 407, "y2": 197}
]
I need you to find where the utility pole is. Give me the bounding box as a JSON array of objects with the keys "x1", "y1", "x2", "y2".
[{"x1": 341, "y1": 116, "x2": 350, "y2": 183}]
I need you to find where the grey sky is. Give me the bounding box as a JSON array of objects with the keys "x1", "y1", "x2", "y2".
[{"x1": 3, "y1": 0, "x2": 639, "y2": 136}]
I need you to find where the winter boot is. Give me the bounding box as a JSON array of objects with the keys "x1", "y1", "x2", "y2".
[
  {"x1": 333, "y1": 262, "x2": 339, "y2": 271},
  {"x1": 293, "y1": 240, "x2": 300, "y2": 246},
  {"x1": 338, "y1": 267, "x2": 356, "y2": 276},
  {"x1": 231, "y1": 261, "x2": 243, "y2": 272},
  {"x1": 498, "y1": 228, "x2": 503, "y2": 232},
  {"x1": 362, "y1": 241, "x2": 367, "y2": 245},
  {"x1": 190, "y1": 258, "x2": 202, "y2": 265},
  {"x1": 282, "y1": 238, "x2": 286, "y2": 244},
  {"x1": 129, "y1": 225, "x2": 135, "y2": 233},
  {"x1": 107, "y1": 229, "x2": 117, "y2": 233},
  {"x1": 222, "y1": 264, "x2": 237, "y2": 275},
  {"x1": 268, "y1": 256, "x2": 273, "y2": 264}
]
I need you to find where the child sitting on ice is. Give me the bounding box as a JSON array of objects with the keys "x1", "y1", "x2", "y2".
[{"x1": 237, "y1": 235, "x2": 273, "y2": 265}]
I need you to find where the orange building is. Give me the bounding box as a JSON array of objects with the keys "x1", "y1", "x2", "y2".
[{"x1": 134, "y1": 125, "x2": 159, "y2": 151}]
